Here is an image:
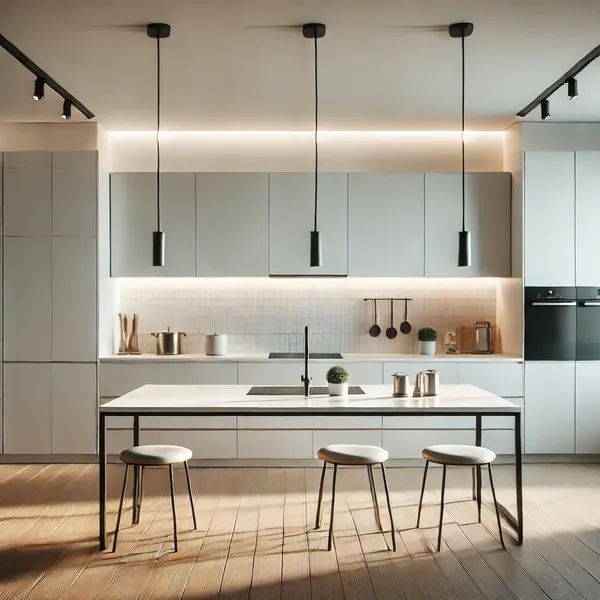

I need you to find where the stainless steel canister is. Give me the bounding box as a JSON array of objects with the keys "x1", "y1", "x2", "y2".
[
  {"x1": 151, "y1": 328, "x2": 187, "y2": 355},
  {"x1": 413, "y1": 370, "x2": 439, "y2": 397},
  {"x1": 392, "y1": 373, "x2": 410, "y2": 397}
]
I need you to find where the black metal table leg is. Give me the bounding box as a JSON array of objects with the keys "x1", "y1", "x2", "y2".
[
  {"x1": 515, "y1": 412, "x2": 523, "y2": 544},
  {"x1": 99, "y1": 412, "x2": 107, "y2": 550},
  {"x1": 380, "y1": 463, "x2": 396, "y2": 552},
  {"x1": 328, "y1": 464, "x2": 338, "y2": 551},
  {"x1": 315, "y1": 461, "x2": 327, "y2": 529},
  {"x1": 437, "y1": 464, "x2": 447, "y2": 552},
  {"x1": 416, "y1": 460, "x2": 429, "y2": 528},
  {"x1": 184, "y1": 461, "x2": 197, "y2": 530},
  {"x1": 132, "y1": 416, "x2": 140, "y2": 525},
  {"x1": 169, "y1": 464, "x2": 179, "y2": 552},
  {"x1": 473, "y1": 415, "x2": 482, "y2": 501},
  {"x1": 368, "y1": 465, "x2": 382, "y2": 531}
]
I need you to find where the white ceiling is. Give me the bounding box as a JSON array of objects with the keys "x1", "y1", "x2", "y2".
[{"x1": 2, "y1": 0, "x2": 600, "y2": 131}]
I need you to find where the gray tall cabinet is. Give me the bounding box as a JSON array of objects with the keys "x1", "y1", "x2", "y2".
[{"x1": 2, "y1": 151, "x2": 98, "y2": 455}]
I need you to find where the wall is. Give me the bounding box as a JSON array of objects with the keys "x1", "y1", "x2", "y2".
[
  {"x1": 108, "y1": 130, "x2": 504, "y2": 172},
  {"x1": 0, "y1": 123, "x2": 98, "y2": 151},
  {"x1": 116, "y1": 278, "x2": 498, "y2": 355}
]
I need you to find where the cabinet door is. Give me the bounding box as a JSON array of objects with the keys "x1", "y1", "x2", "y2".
[
  {"x1": 52, "y1": 237, "x2": 97, "y2": 362},
  {"x1": 269, "y1": 173, "x2": 348, "y2": 276},
  {"x1": 196, "y1": 173, "x2": 268, "y2": 276},
  {"x1": 4, "y1": 151, "x2": 51, "y2": 236},
  {"x1": 4, "y1": 237, "x2": 52, "y2": 361},
  {"x1": 575, "y1": 152, "x2": 600, "y2": 286},
  {"x1": 524, "y1": 152, "x2": 575, "y2": 286},
  {"x1": 425, "y1": 173, "x2": 511, "y2": 277},
  {"x1": 348, "y1": 174, "x2": 424, "y2": 276},
  {"x1": 52, "y1": 151, "x2": 97, "y2": 237},
  {"x1": 52, "y1": 363, "x2": 97, "y2": 454},
  {"x1": 525, "y1": 361, "x2": 575, "y2": 454},
  {"x1": 575, "y1": 362, "x2": 600, "y2": 453},
  {"x1": 457, "y1": 362, "x2": 523, "y2": 397},
  {"x1": 110, "y1": 172, "x2": 196, "y2": 276},
  {"x1": 4, "y1": 363, "x2": 52, "y2": 454}
]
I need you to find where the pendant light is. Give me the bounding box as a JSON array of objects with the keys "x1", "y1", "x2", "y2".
[
  {"x1": 303, "y1": 23, "x2": 326, "y2": 268},
  {"x1": 147, "y1": 23, "x2": 171, "y2": 267},
  {"x1": 449, "y1": 22, "x2": 473, "y2": 268}
]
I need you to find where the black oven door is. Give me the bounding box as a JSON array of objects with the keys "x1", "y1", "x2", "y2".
[
  {"x1": 576, "y1": 287, "x2": 600, "y2": 360},
  {"x1": 525, "y1": 287, "x2": 576, "y2": 361}
]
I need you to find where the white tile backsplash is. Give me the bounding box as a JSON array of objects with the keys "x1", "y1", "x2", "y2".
[{"x1": 117, "y1": 278, "x2": 497, "y2": 355}]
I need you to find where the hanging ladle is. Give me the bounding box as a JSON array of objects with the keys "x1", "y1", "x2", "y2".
[
  {"x1": 369, "y1": 300, "x2": 381, "y2": 337},
  {"x1": 400, "y1": 299, "x2": 412, "y2": 335},
  {"x1": 386, "y1": 299, "x2": 398, "y2": 339}
]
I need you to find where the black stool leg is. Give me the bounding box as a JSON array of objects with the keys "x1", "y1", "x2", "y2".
[
  {"x1": 437, "y1": 464, "x2": 447, "y2": 552},
  {"x1": 132, "y1": 466, "x2": 138, "y2": 526},
  {"x1": 327, "y1": 464, "x2": 338, "y2": 551},
  {"x1": 315, "y1": 461, "x2": 327, "y2": 529},
  {"x1": 416, "y1": 460, "x2": 429, "y2": 528},
  {"x1": 134, "y1": 466, "x2": 144, "y2": 525},
  {"x1": 367, "y1": 465, "x2": 382, "y2": 531},
  {"x1": 380, "y1": 463, "x2": 396, "y2": 552},
  {"x1": 184, "y1": 461, "x2": 197, "y2": 530},
  {"x1": 488, "y1": 463, "x2": 506, "y2": 550},
  {"x1": 169, "y1": 464, "x2": 178, "y2": 552},
  {"x1": 476, "y1": 464, "x2": 482, "y2": 523},
  {"x1": 112, "y1": 464, "x2": 129, "y2": 553}
]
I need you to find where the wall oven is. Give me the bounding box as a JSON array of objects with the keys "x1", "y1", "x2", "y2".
[
  {"x1": 576, "y1": 287, "x2": 600, "y2": 360},
  {"x1": 524, "y1": 287, "x2": 577, "y2": 361}
]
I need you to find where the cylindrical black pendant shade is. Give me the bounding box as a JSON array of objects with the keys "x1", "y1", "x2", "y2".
[
  {"x1": 153, "y1": 230, "x2": 165, "y2": 267},
  {"x1": 310, "y1": 230, "x2": 322, "y2": 267},
  {"x1": 458, "y1": 230, "x2": 471, "y2": 267}
]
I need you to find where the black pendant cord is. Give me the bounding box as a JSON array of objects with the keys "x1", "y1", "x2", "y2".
[
  {"x1": 313, "y1": 34, "x2": 319, "y2": 233},
  {"x1": 461, "y1": 32, "x2": 465, "y2": 233},
  {"x1": 156, "y1": 36, "x2": 162, "y2": 232}
]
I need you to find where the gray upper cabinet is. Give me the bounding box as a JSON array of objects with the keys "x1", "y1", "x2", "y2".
[
  {"x1": 575, "y1": 152, "x2": 600, "y2": 286},
  {"x1": 524, "y1": 152, "x2": 575, "y2": 287},
  {"x1": 269, "y1": 173, "x2": 348, "y2": 276},
  {"x1": 111, "y1": 172, "x2": 196, "y2": 277},
  {"x1": 348, "y1": 174, "x2": 424, "y2": 277},
  {"x1": 52, "y1": 151, "x2": 97, "y2": 237},
  {"x1": 424, "y1": 172, "x2": 511, "y2": 277},
  {"x1": 196, "y1": 173, "x2": 268, "y2": 276},
  {"x1": 4, "y1": 151, "x2": 52, "y2": 236}
]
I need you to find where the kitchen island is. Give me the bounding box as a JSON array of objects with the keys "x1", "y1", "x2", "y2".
[{"x1": 99, "y1": 384, "x2": 522, "y2": 550}]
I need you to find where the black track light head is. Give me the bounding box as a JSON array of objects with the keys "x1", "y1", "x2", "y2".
[
  {"x1": 33, "y1": 76, "x2": 45, "y2": 100},
  {"x1": 540, "y1": 98, "x2": 550, "y2": 120},
  {"x1": 567, "y1": 77, "x2": 578, "y2": 99},
  {"x1": 61, "y1": 99, "x2": 72, "y2": 120}
]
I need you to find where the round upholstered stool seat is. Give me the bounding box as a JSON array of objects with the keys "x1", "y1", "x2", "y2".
[
  {"x1": 422, "y1": 444, "x2": 496, "y2": 466},
  {"x1": 317, "y1": 444, "x2": 389, "y2": 466},
  {"x1": 120, "y1": 445, "x2": 192, "y2": 466}
]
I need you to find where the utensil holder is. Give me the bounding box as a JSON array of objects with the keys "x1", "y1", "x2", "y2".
[
  {"x1": 118, "y1": 313, "x2": 129, "y2": 355},
  {"x1": 127, "y1": 314, "x2": 142, "y2": 355}
]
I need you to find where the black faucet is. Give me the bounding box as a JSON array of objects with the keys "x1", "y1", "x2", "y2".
[{"x1": 301, "y1": 325, "x2": 311, "y2": 397}]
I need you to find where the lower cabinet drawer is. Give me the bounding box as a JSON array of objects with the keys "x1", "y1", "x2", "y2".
[
  {"x1": 105, "y1": 429, "x2": 237, "y2": 459},
  {"x1": 312, "y1": 430, "x2": 382, "y2": 457},
  {"x1": 383, "y1": 430, "x2": 476, "y2": 458},
  {"x1": 237, "y1": 430, "x2": 312, "y2": 459}
]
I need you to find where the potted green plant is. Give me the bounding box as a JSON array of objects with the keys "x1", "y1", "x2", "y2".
[
  {"x1": 418, "y1": 327, "x2": 437, "y2": 355},
  {"x1": 326, "y1": 365, "x2": 350, "y2": 396}
]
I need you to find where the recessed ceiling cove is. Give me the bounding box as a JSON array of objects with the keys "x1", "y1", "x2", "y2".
[{"x1": 2, "y1": 0, "x2": 600, "y2": 129}]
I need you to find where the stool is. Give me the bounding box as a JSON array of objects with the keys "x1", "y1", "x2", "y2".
[
  {"x1": 315, "y1": 444, "x2": 396, "y2": 551},
  {"x1": 112, "y1": 445, "x2": 197, "y2": 553},
  {"x1": 416, "y1": 444, "x2": 505, "y2": 552}
]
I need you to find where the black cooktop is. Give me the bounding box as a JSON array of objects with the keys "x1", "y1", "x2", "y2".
[{"x1": 268, "y1": 352, "x2": 343, "y2": 359}]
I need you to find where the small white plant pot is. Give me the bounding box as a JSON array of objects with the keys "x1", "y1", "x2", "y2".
[
  {"x1": 328, "y1": 382, "x2": 349, "y2": 396},
  {"x1": 419, "y1": 341, "x2": 436, "y2": 356}
]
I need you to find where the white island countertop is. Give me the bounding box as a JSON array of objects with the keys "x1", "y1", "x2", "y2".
[
  {"x1": 100, "y1": 353, "x2": 522, "y2": 364},
  {"x1": 100, "y1": 384, "x2": 521, "y2": 415}
]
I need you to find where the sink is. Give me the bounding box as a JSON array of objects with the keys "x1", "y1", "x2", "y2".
[
  {"x1": 268, "y1": 352, "x2": 343, "y2": 359},
  {"x1": 247, "y1": 385, "x2": 365, "y2": 395}
]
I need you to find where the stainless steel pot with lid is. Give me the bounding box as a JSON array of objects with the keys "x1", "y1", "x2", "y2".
[{"x1": 151, "y1": 327, "x2": 186, "y2": 355}]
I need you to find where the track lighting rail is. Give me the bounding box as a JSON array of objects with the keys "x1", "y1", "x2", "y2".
[
  {"x1": 0, "y1": 31, "x2": 95, "y2": 119},
  {"x1": 516, "y1": 41, "x2": 600, "y2": 118}
]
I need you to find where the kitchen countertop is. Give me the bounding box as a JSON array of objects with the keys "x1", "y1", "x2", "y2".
[
  {"x1": 100, "y1": 353, "x2": 522, "y2": 363},
  {"x1": 100, "y1": 384, "x2": 522, "y2": 414}
]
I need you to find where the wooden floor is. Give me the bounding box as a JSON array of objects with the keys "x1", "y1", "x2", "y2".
[{"x1": 1, "y1": 464, "x2": 600, "y2": 599}]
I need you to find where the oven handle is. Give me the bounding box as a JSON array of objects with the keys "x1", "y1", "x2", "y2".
[
  {"x1": 580, "y1": 301, "x2": 600, "y2": 307},
  {"x1": 530, "y1": 301, "x2": 576, "y2": 306}
]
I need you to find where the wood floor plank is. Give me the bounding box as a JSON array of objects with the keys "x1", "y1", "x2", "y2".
[
  {"x1": 0, "y1": 463, "x2": 599, "y2": 600},
  {"x1": 282, "y1": 468, "x2": 311, "y2": 600}
]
